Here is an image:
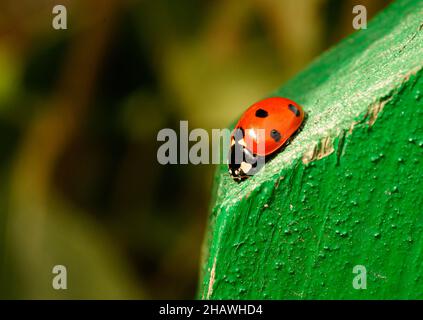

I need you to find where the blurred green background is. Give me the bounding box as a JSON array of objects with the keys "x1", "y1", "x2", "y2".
[{"x1": 0, "y1": 0, "x2": 392, "y2": 299}]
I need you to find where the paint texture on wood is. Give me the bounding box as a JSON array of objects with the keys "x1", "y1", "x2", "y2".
[{"x1": 199, "y1": 0, "x2": 423, "y2": 299}]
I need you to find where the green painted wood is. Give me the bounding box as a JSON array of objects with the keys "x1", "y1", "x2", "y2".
[{"x1": 199, "y1": 0, "x2": 423, "y2": 299}]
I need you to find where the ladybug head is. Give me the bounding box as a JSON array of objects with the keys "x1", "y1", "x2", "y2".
[{"x1": 228, "y1": 128, "x2": 265, "y2": 181}]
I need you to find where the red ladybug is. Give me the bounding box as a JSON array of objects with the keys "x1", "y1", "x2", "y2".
[{"x1": 228, "y1": 97, "x2": 305, "y2": 181}]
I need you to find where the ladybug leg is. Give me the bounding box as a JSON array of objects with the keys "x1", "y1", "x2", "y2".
[{"x1": 285, "y1": 136, "x2": 293, "y2": 146}]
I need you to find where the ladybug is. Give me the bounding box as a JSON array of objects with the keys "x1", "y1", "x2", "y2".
[{"x1": 228, "y1": 97, "x2": 305, "y2": 181}]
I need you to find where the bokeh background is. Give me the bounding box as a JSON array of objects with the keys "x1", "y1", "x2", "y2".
[{"x1": 0, "y1": 0, "x2": 393, "y2": 299}]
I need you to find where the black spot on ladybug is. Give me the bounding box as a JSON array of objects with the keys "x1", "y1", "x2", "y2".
[
  {"x1": 270, "y1": 129, "x2": 282, "y2": 142},
  {"x1": 288, "y1": 104, "x2": 300, "y2": 117},
  {"x1": 255, "y1": 108, "x2": 268, "y2": 118}
]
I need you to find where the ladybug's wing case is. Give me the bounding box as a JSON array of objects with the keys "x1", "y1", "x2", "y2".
[
  {"x1": 262, "y1": 102, "x2": 304, "y2": 154},
  {"x1": 232, "y1": 97, "x2": 304, "y2": 156}
]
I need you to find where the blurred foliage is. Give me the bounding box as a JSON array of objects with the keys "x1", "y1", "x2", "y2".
[{"x1": 0, "y1": 0, "x2": 392, "y2": 298}]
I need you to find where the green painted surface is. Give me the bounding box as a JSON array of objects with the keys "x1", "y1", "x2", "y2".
[{"x1": 199, "y1": 0, "x2": 423, "y2": 299}]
